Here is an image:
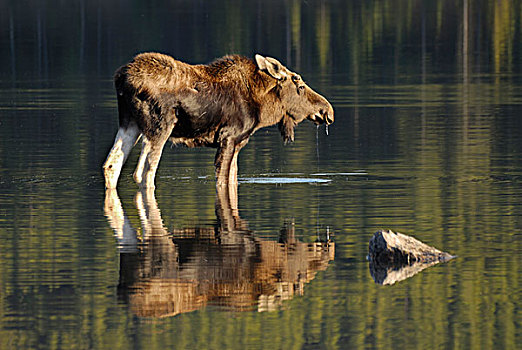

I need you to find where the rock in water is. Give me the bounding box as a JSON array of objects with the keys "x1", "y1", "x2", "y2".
[{"x1": 368, "y1": 230, "x2": 455, "y2": 285}]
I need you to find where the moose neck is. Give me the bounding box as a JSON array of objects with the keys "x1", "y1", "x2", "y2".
[{"x1": 253, "y1": 77, "x2": 286, "y2": 129}]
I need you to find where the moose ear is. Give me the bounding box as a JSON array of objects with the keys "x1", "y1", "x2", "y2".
[{"x1": 255, "y1": 54, "x2": 287, "y2": 80}]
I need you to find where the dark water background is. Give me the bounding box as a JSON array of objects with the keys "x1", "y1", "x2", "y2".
[{"x1": 1, "y1": 0, "x2": 521, "y2": 349}]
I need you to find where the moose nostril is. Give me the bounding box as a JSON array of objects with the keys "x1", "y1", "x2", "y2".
[{"x1": 325, "y1": 114, "x2": 333, "y2": 125}]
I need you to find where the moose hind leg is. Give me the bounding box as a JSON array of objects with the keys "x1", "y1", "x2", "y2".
[
  {"x1": 140, "y1": 144, "x2": 165, "y2": 189},
  {"x1": 133, "y1": 137, "x2": 151, "y2": 186},
  {"x1": 140, "y1": 125, "x2": 174, "y2": 189},
  {"x1": 103, "y1": 123, "x2": 141, "y2": 189}
]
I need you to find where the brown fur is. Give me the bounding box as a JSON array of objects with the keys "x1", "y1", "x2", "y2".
[{"x1": 103, "y1": 52, "x2": 334, "y2": 189}]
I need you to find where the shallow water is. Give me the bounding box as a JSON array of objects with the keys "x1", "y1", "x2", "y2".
[
  {"x1": 1, "y1": 1, "x2": 521, "y2": 349},
  {"x1": 239, "y1": 176, "x2": 331, "y2": 184}
]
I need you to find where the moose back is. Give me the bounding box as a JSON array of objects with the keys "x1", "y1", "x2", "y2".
[{"x1": 103, "y1": 53, "x2": 334, "y2": 189}]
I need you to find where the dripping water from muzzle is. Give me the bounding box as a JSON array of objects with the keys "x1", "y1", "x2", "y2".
[
  {"x1": 316, "y1": 125, "x2": 320, "y2": 165},
  {"x1": 315, "y1": 125, "x2": 320, "y2": 239},
  {"x1": 316, "y1": 124, "x2": 328, "y2": 164}
]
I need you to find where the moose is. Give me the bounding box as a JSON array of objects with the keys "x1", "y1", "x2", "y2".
[{"x1": 103, "y1": 52, "x2": 334, "y2": 189}]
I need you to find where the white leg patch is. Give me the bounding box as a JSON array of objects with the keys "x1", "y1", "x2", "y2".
[
  {"x1": 134, "y1": 138, "x2": 151, "y2": 185},
  {"x1": 103, "y1": 125, "x2": 140, "y2": 189}
]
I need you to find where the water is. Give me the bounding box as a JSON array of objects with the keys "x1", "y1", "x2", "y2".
[{"x1": 1, "y1": 1, "x2": 521, "y2": 349}]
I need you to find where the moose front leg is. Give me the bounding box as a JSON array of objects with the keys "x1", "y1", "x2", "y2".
[
  {"x1": 229, "y1": 151, "x2": 239, "y2": 187},
  {"x1": 215, "y1": 139, "x2": 235, "y2": 187},
  {"x1": 228, "y1": 138, "x2": 249, "y2": 187}
]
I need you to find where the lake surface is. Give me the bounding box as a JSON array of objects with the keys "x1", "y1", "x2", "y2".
[{"x1": 1, "y1": 1, "x2": 521, "y2": 349}]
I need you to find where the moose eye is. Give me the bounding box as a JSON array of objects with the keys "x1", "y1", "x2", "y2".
[{"x1": 292, "y1": 75, "x2": 301, "y2": 82}]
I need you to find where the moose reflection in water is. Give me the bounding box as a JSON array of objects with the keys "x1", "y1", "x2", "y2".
[{"x1": 104, "y1": 186, "x2": 334, "y2": 318}]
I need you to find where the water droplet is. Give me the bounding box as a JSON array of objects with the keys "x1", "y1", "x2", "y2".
[
  {"x1": 316, "y1": 125, "x2": 320, "y2": 163},
  {"x1": 325, "y1": 125, "x2": 329, "y2": 136}
]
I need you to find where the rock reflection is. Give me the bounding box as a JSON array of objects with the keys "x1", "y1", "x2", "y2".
[
  {"x1": 104, "y1": 186, "x2": 334, "y2": 318},
  {"x1": 369, "y1": 259, "x2": 446, "y2": 286}
]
